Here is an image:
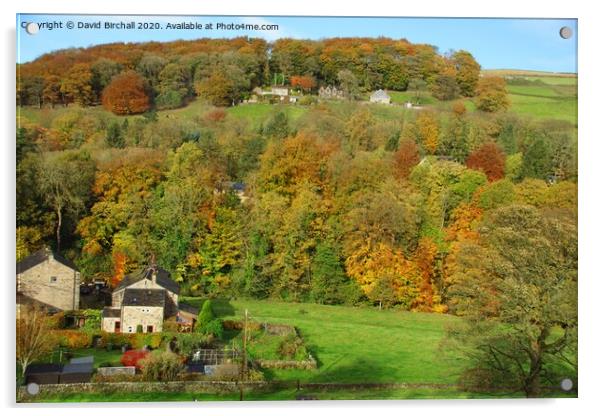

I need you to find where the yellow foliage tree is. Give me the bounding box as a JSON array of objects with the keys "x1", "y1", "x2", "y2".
[
  {"x1": 345, "y1": 241, "x2": 420, "y2": 309},
  {"x1": 416, "y1": 111, "x2": 439, "y2": 154}
]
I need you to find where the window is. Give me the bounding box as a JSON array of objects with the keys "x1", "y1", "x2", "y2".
[
  {"x1": 50, "y1": 276, "x2": 58, "y2": 284},
  {"x1": 147, "y1": 325, "x2": 153, "y2": 333},
  {"x1": 128, "y1": 326, "x2": 133, "y2": 333}
]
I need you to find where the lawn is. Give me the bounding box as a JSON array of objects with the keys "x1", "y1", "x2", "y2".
[
  {"x1": 182, "y1": 298, "x2": 466, "y2": 384},
  {"x1": 41, "y1": 347, "x2": 123, "y2": 368},
  {"x1": 226, "y1": 103, "x2": 309, "y2": 128}
]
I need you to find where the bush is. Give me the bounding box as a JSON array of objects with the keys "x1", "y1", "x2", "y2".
[
  {"x1": 139, "y1": 351, "x2": 185, "y2": 381},
  {"x1": 203, "y1": 319, "x2": 223, "y2": 339},
  {"x1": 53, "y1": 330, "x2": 93, "y2": 349},
  {"x1": 131, "y1": 333, "x2": 164, "y2": 350},
  {"x1": 82, "y1": 309, "x2": 102, "y2": 331},
  {"x1": 195, "y1": 300, "x2": 215, "y2": 331},
  {"x1": 278, "y1": 335, "x2": 307, "y2": 360},
  {"x1": 120, "y1": 349, "x2": 149, "y2": 369},
  {"x1": 173, "y1": 333, "x2": 213, "y2": 355},
  {"x1": 155, "y1": 90, "x2": 184, "y2": 110}
]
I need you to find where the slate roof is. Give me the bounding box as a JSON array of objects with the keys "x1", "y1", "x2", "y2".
[
  {"x1": 178, "y1": 303, "x2": 199, "y2": 316},
  {"x1": 24, "y1": 363, "x2": 63, "y2": 375},
  {"x1": 122, "y1": 288, "x2": 166, "y2": 307},
  {"x1": 114, "y1": 266, "x2": 180, "y2": 294},
  {"x1": 62, "y1": 362, "x2": 93, "y2": 374},
  {"x1": 102, "y1": 307, "x2": 121, "y2": 318},
  {"x1": 16, "y1": 247, "x2": 78, "y2": 274}
]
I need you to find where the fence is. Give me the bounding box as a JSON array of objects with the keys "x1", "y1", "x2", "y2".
[{"x1": 190, "y1": 348, "x2": 239, "y2": 365}]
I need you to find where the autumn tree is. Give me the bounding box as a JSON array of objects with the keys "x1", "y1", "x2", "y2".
[
  {"x1": 91, "y1": 58, "x2": 123, "y2": 97},
  {"x1": 345, "y1": 242, "x2": 421, "y2": 309},
  {"x1": 195, "y1": 70, "x2": 235, "y2": 107},
  {"x1": 61, "y1": 63, "x2": 95, "y2": 106},
  {"x1": 393, "y1": 139, "x2": 421, "y2": 179},
  {"x1": 447, "y1": 205, "x2": 577, "y2": 397},
  {"x1": 452, "y1": 50, "x2": 481, "y2": 97},
  {"x1": 345, "y1": 108, "x2": 376, "y2": 155},
  {"x1": 475, "y1": 76, "x2": 510, "y2": 112},
  {"x1": 290, "y1": 75, "x2": 316, "y2": 92},
  {"x1": 431, "y1": 71, "x2": 459, "y2": 101},
  {"x1": 17, "y1": 305, "x2": 55, "y2": 379},
  {"x1": 42, "y1": 75, "x2": 64, "y2": 108},
  {"x1": 416, "y1": 111, "x2": 440, "y2": 154},
  {"x1": 102, "y1": 70, "x2": 151, "y2": 115},
  {"x1": 412, "y1": 236, "x2": 443, "y2": 312},
  {"x1": 466, "y1": 141, "x2": 506, "y2": 181}
]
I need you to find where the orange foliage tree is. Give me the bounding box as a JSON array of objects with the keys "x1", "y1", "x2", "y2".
[
  {"x1": 102, "y1": 70, "x2": 151, "y2": 115},
  {"x1": 442, "y1": 202, "x2": 483, "y2": 301},
  {"x1": 466, "y1": 141, "x2": 506, "y2": 181},
  {"x1": 393, "y1": 139, "x2": 421, "y2": 179},
  {"x1": 290, "y1": 75, "x2": 316, "y2": 91},
  {"x1": 412, "y1": 237, "x2": 443, "y2": 312}
]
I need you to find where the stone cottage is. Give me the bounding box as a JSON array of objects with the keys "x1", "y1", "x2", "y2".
[
  {"x1": 16, "y1": 247, "x2": 80, "y2": 312},
  {"x1": 370, "y1": 89, "x2": 391, "y2": 104},
  {"x1": 102, "y1": 265, "x2": 186, "y2": 333}
]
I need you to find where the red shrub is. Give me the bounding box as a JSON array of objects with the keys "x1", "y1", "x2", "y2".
[{"x1": 120, "y1": 349, "x2": 149, "y2": 369}]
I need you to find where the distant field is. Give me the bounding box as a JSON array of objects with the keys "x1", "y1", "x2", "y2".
[
  {"x1": 506, "y1": 82, "x2": 577, "y2": 124},
  {"x1": 482, "y1": 69, "x2": 576, "y2": 79},
  {"x1": 17, "y1": 68, "x2": 578, "y2": 130}
]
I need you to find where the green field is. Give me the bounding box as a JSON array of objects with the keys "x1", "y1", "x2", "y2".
[
  {"x1": 506, "y1": 81, "x2": 577, "y2": 124},
  {"x1": 182, "y1": 298, "x2": 465, "y2": 384}
]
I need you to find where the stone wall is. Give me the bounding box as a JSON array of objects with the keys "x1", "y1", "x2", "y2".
[
  {"x1": 97, "y1": 366, "x2": 136, "y2": 376},
  {"x1": 101, "y1": 315, "x2": 120, "y2": 332},
  {"x1": 18, "y1": 380, "x2": 268, "y2": 400},
  {"x1": 122, "y1": 305, "x2": 163, "y2": 333},
  {"x1": 17, "y1": 256, "x2": 80, "y2": 310}
]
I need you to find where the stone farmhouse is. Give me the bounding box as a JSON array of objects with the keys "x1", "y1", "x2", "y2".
[
  {"x1": 16, "y1": 247, "x2": 81, "y2": 313},
  {"x1": 102, "y1": 265, "x2": 195, "y2": 333},
  {"x1": 370, "y1": 89, "x2": 391, "y2": 104},
  {"x1": 318, "y1": 85, "x2": 345, "y2": 100}
]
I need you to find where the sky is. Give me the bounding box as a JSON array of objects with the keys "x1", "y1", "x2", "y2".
[{"x1": 16, "y1": 14, "x2": 577, "y2": 73}]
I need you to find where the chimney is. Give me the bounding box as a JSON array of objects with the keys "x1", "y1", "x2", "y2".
[
  {"x1": 45, "y1": 246, "x2": 54, "y2": 262},
  {"x1": 150, "y1": 253, "x2": 157, "y2": 284}
]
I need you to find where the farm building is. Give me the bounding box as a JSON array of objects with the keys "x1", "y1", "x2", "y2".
[
  {"x1": 319, "y1": 85, "x2": 345, "y2": 99},
  {"x1": 102, "y1": 264, "x2": 197, "y2": 333},
  {"x1": 16, "y1": 247, "x2": 81, "y2": 313},
  {"x1": 370, "y1": 89, "x2": 391, "y2": 104}
]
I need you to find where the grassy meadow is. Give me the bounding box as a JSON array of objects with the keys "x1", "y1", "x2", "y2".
[{"x1": 182, "y1": 298, "x2": 465, "y2": 384}]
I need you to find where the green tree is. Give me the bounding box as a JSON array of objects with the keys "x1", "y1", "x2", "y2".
[
  {"x1": 447, "y1": 205, "x2": 577, "y2": 397},
  {"x1": 310, "y1": 242, "x2": 348, "y2": 304},
  {"x1": 105, "y1": 121, "x2": 125, "y2": 148},
  {"x1": 521, "y1": 137, "x2": 552, "y2": 180},
  {"x1": 36, "y1": 150, "x2": 96, "y2": 251},
  {"x1": 337, "y1": 69, "x2": 360, "y2": 99},
  {"x1": 263, "y1": 111, "x2": 289, "y2": 140}
]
